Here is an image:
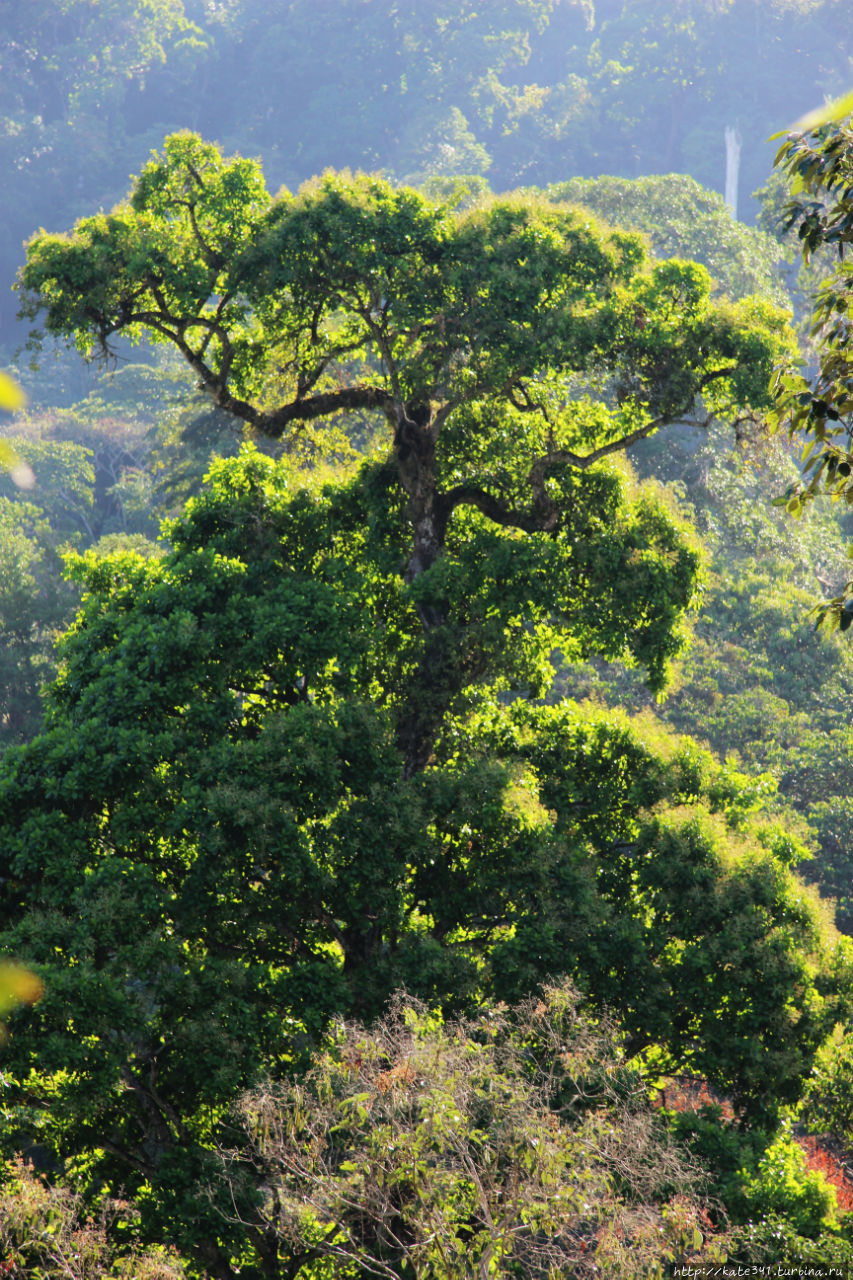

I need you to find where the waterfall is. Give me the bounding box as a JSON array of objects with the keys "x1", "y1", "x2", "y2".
[{"x1": 724, "y1": 126, "x2": 742, "y2": 220}]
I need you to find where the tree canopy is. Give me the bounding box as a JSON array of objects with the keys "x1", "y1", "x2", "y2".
[
  {"x1": 544, "y1": 173, "x2": 789, "y2": 306},
  {"x1": 4, "y1": 0, "x2": 853, "y2": 349},
  {"x1": 18, "y1": 133, "x2": 793, "y2": 773},
  {"x1": 9, "y1": 1, "x2": 853, "y2": 1272}
]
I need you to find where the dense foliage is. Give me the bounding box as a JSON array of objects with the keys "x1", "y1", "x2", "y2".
[
  {"x1": 6, "y1": 7, "x2": 853, "y2": 1278},
  {"x1": 544, "y1": 173, "x2": 789, "y2": 305}
]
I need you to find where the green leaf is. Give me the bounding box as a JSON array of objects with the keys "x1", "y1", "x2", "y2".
[{"x1": 787, "y1": 88, "x2": 853, "y2": 137}]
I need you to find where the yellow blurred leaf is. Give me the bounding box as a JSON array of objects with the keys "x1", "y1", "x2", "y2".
[
  {"x1": 0, "y1": 962, "x2": 44, "y2": 1018},
  {"x1": 0, "y1": 370, "x2": 25, "y2": 411},
  {"x1": 770, "y1": 88, "x2": 853, "y2": 138},
  {"x1": 0, "y1": 372, "x2": 34, "y2": 487},
  {"x1": 0, "y1": 440, "x2": 35, "y2": 489}
]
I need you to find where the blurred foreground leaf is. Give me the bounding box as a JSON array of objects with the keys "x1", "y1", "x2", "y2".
[
  {"x1": 0, "y1": 372, "x2": 34, "y2": 487},
  {"x1": 770, "y1": 88, "x2": 853, "y2": 139},
  {"x1": 0, "y1": 962, "x2": 44, "y2": 1038},
  {"x1": 0, "y1": 371, "x2": 25, "y2": 411}
]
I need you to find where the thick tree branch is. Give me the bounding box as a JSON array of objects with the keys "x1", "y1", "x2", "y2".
[
  {"x1": 94, "y1": 291, "x2": 397, "y2": 433},
  {"x1": 537, "y1": 365, "x2": 737, "y2": 468},
  {"x1": 261, "y1": 386, "x2": 396, "y2": 437},
  {"x1": 507, "y1": 380, "x2": 552, "y2": 423},
  {"x1": 197, "y1": 298, "x2": 234, "y2": 362},
  {"x1": 185, "y1": 201, "x2": 222, "y2": 269},
  {"x1": 128, "y1": 313, "x2": 262, "y2": 425},
  {"x1": 444, "y1": 365, "x2": 739, "y2": 532},
  {"x1": 440, "y1": 484, "x2": 558, "y2": 533},
  {"x1": 98, "y1": 1137, "x2": 158, "y2": 1180}
]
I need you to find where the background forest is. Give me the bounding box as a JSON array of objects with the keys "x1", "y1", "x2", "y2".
[{"x1": 5, "y1": 1, "x2": 853, "y2": 1277}]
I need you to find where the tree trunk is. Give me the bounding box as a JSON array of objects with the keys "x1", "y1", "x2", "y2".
[{"x1": 391, "y1": 408, "x2": 462, "y2": 777}]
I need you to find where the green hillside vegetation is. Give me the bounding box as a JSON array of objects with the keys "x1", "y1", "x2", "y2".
[{"x1": 3, "y1": 0, "x2": 853, "y2": 344}]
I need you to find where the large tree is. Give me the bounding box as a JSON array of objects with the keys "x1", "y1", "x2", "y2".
[
  {"x1": 18, "y1": 132, "x2": 791, "y2": 775},
  {"x1": 6, "y1": 135, "x2": 841, "y2": 1275}
]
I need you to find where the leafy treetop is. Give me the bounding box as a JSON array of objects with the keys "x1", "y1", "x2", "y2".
[
  {"x1": 19, "y1": 133, "x2": 793, "y2": 771},
  {"x1": 20, "y1": 132, "x2": 791, "y2": 531},
  {"x1": 544, "y1": 173, "x2": 790, "y2": 306}
]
